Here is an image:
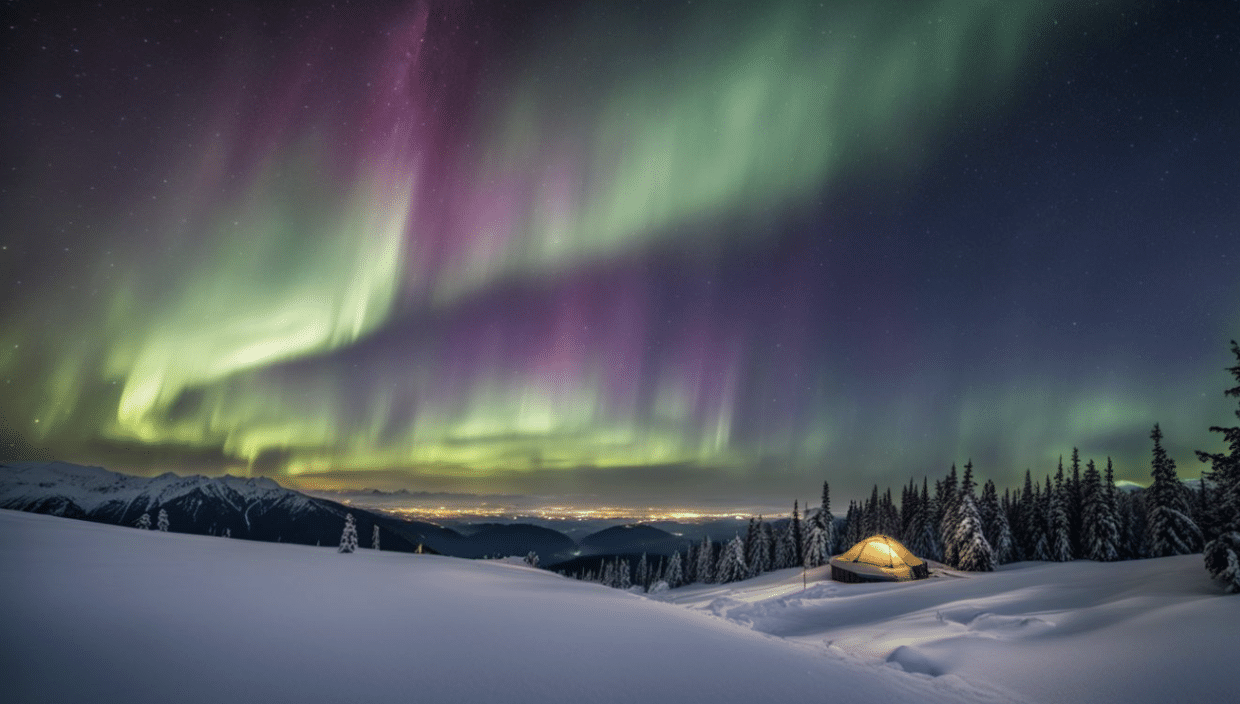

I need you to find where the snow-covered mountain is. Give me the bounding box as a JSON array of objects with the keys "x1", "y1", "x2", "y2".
[
  {"x1": 0, "y1": 460, "x2": 454, "y2": 553},
  {"x1": 0, "y1": 461, "x2": 681, "y2": 561}
]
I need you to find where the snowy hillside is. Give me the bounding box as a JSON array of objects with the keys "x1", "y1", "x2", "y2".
[
  {"x1": 3, "y1": 509, "x2": 1238, "y2": 704},
  {"x1": 658, "y1": 559, "x2": 1240, "y2": 704}
]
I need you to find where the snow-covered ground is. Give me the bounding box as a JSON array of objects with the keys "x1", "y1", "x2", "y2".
[
  {"x1": 659, "y1": 558, "x2": 1240, "y2": 704},
  {"x1": 2, "y1": 509, "x2": 1237, "y2": 704}
]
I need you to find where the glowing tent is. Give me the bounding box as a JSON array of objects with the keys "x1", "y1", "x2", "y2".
[{"x1": 829, "y1": 534, "x2": 929, "y2": 583}]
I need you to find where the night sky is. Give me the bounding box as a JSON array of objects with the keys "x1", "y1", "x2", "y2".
[{"x1": 2, "y1": 1, "x2": 1237, "y2": 507}]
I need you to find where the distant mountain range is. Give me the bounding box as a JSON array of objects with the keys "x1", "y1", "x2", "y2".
[{"x1": 0, "y1": 461, "x2": 714, "y2": 562}]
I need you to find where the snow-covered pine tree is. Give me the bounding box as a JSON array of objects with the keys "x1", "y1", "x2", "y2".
[
  {"x1": 953, "y1": 491, "x2": 995, "y2": 572},
  {"x1": 135, "y1": 513, "x2": 151, "y2": 529},
  {"x1": 617, "y1": 558, "x2": 632, "y2": 589},
  {"x1": 372, "y1": 525, "x2": 380, "y2": 551},
  {"x1": 981, "y1": 479, "x2": 1014, "y2": 564},
  {"x1": 1003, "y1": 487, "x2": 1024, "y2": 561},
  {"x1": 1068, "y1": 448, "x2": 1084, "y2": 558},
  {"x1": 338, "y1": 513, "x2": 358, "y2": 553},
  {"x1": 820, "y1": 482, "x2": 836, "y2": 555},
  {"x1": 697, "y1": 535, "x2": 715, "y2": 583},
  {"x1": 939, "y1": 465, "x2": 960, "y2": 566},
  {"x1": 789, "y1": 501, "x2": 804, "y2": 567},
  {"x1": 1119, "y1": 488, "x2": 1148, "y2": 559},
  {"x1": 716, "y1": 534, "x2": 747, "y2": 583},
  {"x1": 905, "y1": 480, "x2": 930, "y2": 558},
  {"x1": 665, "y1": 551, "x2": 684, "y2": 588},
  {"x1": 1196, "y1": 340, "x2": 1240, "y2": 592},
  {"x1": 683, "y1": 541, "x2": 698, "y2": 584},
  {"x1": 900, "y1": 481, "x2": 915, "y2": 539},
  {"x1": 751, "y1": 518, "x2": 772, "y2": 576},
  {"x1": 1025, "y1": 479, "x2": 1051, "y2": 561},
  {"x1": 744, "y1": 517, "x2": 760, "y2": 576},
  {"x1": 1145, "y1": 423, "x2": 1203, "y2": 557},
  {"x1": 775, "y1": 519, "x2": 797, "y2": 569},
  {"x1": 602, "y1": 559, "x2": 616, "y2": 587},
  {"x1": 157, "y1": 508, "x2": 170, "y2": 532},
  {"x1": 1048, "y1": 469, "x2": 1073, "y2": 562},
  {"x1": 636, "y1": 553, "x2": 649, "y2": 589},
  {"x1": 524, "y1": 551, "x2": 540, "y2": 568},
  {"x1": 843, "y1": 501, "x2": 860, "y2": 547},
  {"x1": 862, "y1": 486, "x2": 878, "y2": 537},
  {"x1": 804, "y1": 510, "x2": 827, "y2": 568},
  {"x1": 1083, "y1": 459, "x2": 1120, "y2": 562}
]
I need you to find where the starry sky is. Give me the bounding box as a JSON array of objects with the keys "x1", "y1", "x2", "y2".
[{"x1": 2, "y1": 0, "x2": 1237, "y2": 507}]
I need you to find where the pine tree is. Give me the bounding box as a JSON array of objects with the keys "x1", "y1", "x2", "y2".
[
  {"x1": 1082, "y1": 459, "x2": 1120, "y2": 562},
  {"x1": 683, "y1": 541, "x2": 698, "y2": 584},
  {"x1": 939, "y1": 465, "x2": 960, "y2": 566},
  {"x1": 844, "y1": 501, "x2": 861, "y2": 547},
  {"x1": 637, "y1": 553, "x2": 650, "y2": 590},
  {"x1": 1196, "y1": 340, "x2": 1240, "y2": 592},
  {"x1": 744, "y1": 517, "x2": 760, "y2": 576},
  {"x1": 820, "y1": 481, "x2": 836, "y2": 554},
  {"x1": 863, "y1": 486, "x2": 879, "y2": 537},
  {"x1": 338, "y1": 513, "x2": 358, "y2": 553},
  {"x1": 156, "y1": 508, "x2": 170, "y2": 532},
  {"x1": 372, "y1": 525, "x2": 380, "y2": 551},
  {"x1": 954, "y1": 492, "x2": 995, "y2": 572},
  {"x1": 751, "y1": 518, "x2": 772, "y2": 576},
  {"x1": 716, "y1": 535, "x2": 748, "y2": 583},
  {"x1": 1145, "y1": 424, "x2": 1203, "y2": 557},
  {"x1": 980, "y1": 479, "x2": 1014, "y2": 564},
  {"x1": 697, "y1": 535, "x2": 715, "y2": 583},
  {"x1": 804, "y1": 511, "x2": 828, "y2": 568},
  {"x1": 1069, "y1": 448, "x2": 1084, "y2": 558},
  {"x1": 617, "y1": 559, "x2": 632, "y2": 589},
  {"x1": 775, "y1": 520, "x2": 796, "y2": 569},
  {"x1": 1048, "y1": 468, "x2": 1073, "y2": 562},
  {"x1": 524, "y1": 551, "x2": 540, "y2": 568},
  {"x1": 135, "y1": 513, "x2": 151, "y2": 530},
  {"x1": 665, "y1": 551, "x2": 684, "y2": 588},
  {"x1": 1025, "y1": 478, "x2": 1051, "y2": 561},
  {"x1": 789, "y1": 501, "x2": 804, "y2": 567}
]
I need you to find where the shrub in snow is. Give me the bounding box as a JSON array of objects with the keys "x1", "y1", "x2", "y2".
[
  {"x1": 157, "y1": 508, "x2": 170, "y2": 532},
  {"x1": 372, "y1": 525, "x2": 380, "y2": 551},
  {"x1": 339, "y1": 513, "x2": 358, "y2": 553},
  {"x1": 524, "y1": 551, "x2": 539, "y2": 568},
  {"x1": 647, "y1": 580, "x2": 670, "y2": 594},
  {"x1": 135, "y1": 513, "x2": 151, "y2": 529}
]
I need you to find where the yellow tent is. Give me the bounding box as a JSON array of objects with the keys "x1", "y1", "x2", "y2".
[{"x1": 829, "y1": 534, "x2": 928, "y2": 583}]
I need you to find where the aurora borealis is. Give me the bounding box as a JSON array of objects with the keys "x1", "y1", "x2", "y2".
[{"x1": 2, "y1": 1, "x2": 1238, "y2": 505}]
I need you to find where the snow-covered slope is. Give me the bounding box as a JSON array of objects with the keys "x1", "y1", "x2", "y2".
[
  {"x1": 5, "y1": 508, "x2": 1238, "y2": 704},
  {"x1": 1, "y1": 508, "x2": 1072, "y2": 704},
  {"x1": 659, "y1": 558, "x2": 1240, "y2": 704}
]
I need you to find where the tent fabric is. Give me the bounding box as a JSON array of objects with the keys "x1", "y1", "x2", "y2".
[{"x1": 829, "y1": 534, "x2": 929, "y2": 583}]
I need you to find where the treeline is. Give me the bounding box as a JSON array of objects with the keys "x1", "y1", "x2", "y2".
[{"x1": 564, "y1": 340, "x2": 1240, "y2": 594}]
